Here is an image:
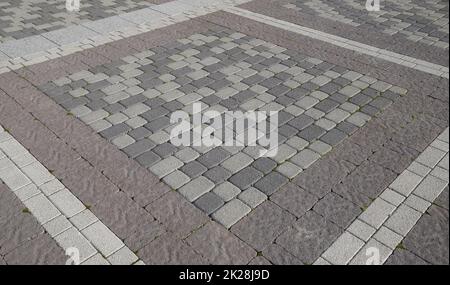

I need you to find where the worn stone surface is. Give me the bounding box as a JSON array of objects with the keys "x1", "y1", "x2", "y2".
[
  {"x1": 0, "y1": 0, "x2": 448, "y2": 265},
  {"x1": 231, "y1": 201, "x2": 296, "y2": 251},
  {"x1": 185, "y1": 222, "x2": 256, "y2": 265},
  {"x1": 276, "y1": 211, "x2": 342, "y2": 264}
]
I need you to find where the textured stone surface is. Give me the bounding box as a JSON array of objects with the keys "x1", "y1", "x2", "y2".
[
  {"x1": 276, "y1": 211, "x2": 342, "y2": 264},
  {"x1": 186, "y1": 222, "x2": 256, "y2": 264},
  {"x1": 313, "y1": 192, "x2": 361, "y2": 228},
  {"x1": 270, "y1": 183, "x2": 318, "y2": 218},
  {"x1": 37, "y1": 26, "x2": 407, "y2": 224},
  {"x1": 146, "y1": 191, "x2": 209, "y2": 238},
  {"x1": 0, "y1": 0, "x2": 162, "y2": 43},
  {"x1": 231, "y1": 201, "x2": 296, "y2": 251},
  {"x1": 4, "y1": 233, "x2": 66, "y2": 265},
  {"x1": 0, "y1": 1, "x2": 448, "y2": 265},
  {"x1": 138, "y1": 234, "x2": 206, "y2": 265},
  {"x1": 401, "y1": 206, "x2": 449, "y2": 265}
]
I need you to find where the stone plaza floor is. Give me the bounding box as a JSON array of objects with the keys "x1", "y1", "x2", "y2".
[{"x1": 0, "y1": 0, "x2": 448, "y2": 265}]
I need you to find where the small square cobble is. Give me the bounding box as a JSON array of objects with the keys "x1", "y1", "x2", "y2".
[
  {"x1": 194, "y1": 192, "x2": 225, "y2": 215},
  {"x1": 229, "y1": 167, "x2": 264, "y2": 190}
]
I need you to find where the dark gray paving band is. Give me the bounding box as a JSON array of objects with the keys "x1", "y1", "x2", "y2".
[
  {"x1": 386, "y1": 187, "x2": 449, "y2": 265},
  {"x1": 239, "y1": 0, "x2": 449, "y2": 67},
  {"x1": 0, "y1": 182, "x2": 66, "y2": 265},
  {"x1": 0, "y1": 11, "x2": 448, "y2": 265}
]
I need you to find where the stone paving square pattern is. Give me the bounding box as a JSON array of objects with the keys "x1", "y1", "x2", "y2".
[
  {"x1": 283, "y1": 0, "x2": 449, "y2": 49},
  {"x1": 38, "y1": 27, "x2": 408, "y2": 228},
  {"x1": 0, "y1": 0, "x2": 162, "y2": 43}
]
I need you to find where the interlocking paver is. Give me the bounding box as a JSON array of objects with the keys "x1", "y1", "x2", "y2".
[
  {"x1": 212, "y1": 199, "x2": 251, "y2": 229},
  {"x1": 313, "y1": 193, "x2": 362, "y2": 228},
  {"x1": 3, "y1": 2, "x2": 446, "y2": 266},
  {"x1": 179, "y1": 176, "x2": 215, "y2": 202},
  {"x1": 322, "y1": 232, "x2": 364, "y2": 265}
]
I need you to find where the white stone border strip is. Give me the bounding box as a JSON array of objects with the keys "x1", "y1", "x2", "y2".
[
  {"x1": 0, "y1": 125, "x2": 142, "y2": 265},
  {"x1": 0, "y1": 0, "x2": 252, "y2": 74},
  {"x1": 315, "y1": 127, "x2": 449, "y2": 265},
  {"x1": 224, "y1": 7, "x2": 450, "y2": 79}
]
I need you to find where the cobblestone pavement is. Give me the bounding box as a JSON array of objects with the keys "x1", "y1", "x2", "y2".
[
  {"x1": 37, "y1": 29, "x2": 408, "y2": 227},
  {"x1": 284, "y1": 0, "x2": 449, "y2": 49},
  {"x1": 0, "y1": 0, "x2": 448, "y2": 265},
  {"x1": 0, "y1": 0, "x2": 170, "y2": 43}
]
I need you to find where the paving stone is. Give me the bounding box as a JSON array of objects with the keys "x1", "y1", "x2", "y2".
[
  {"x1": 179, "y1": 176, "x2": 215, "y2": 202},
  {"x1": 349, "y1": 238, "x2": 392, "y2": 265},
  {"x1": 373, "y1": 226, "x2": 403, "y2": 250},
  {"x1": 290, "y1": 149, "x2": 320, "y2": 169},
  {"x1": 69, "y1": 209, "x2": 98, "y2": 231},
  {"x1": 276, "y1": 162, "x2": 303, "y2": 179},
  {"x1": 149, "y1": 156, "x2": 183, "y2": 178},
  {"x1": 211, "y1": 181, "x2": 241, "y2": 202},
  {"x1": 298, "y1": 125, "x2": 326, "y2": 141},
  {"x1": 180, "y1": 161, "x2": 207, "y2": 179},
  {"x1": 379, "y1": 189, "x2": 406, "y2": 207},
  {"x1": 405, "y1": 194, "x2": 432, "y2": 213},
  {"x1": 123, "y1": 139, "x2": 155, "y2": 158},
  {"x1": 82, "y1": 221, "x2": 123, "y2": 257},
  {"x1": 20, "y1": 162, "x2": 53, "y2": 187},
  {"x1": 385, "y1": 205, "x2": 422, "y2": 236},
  {"x1": 359, "y1": 199, "x2": 397, "y2": 229},
  {"x1": 27, "y1": 26, "x2": 419, "y2": 233},
  {"x1": 194, "y1": 192, "x2": 225, "y2": 215},
  {"x1": 212, "y1": 199, "x2": 251, "y2": 229},
  {"x1": 262, "y1": 244, "x2": 304, "y2": 265},
  {"x1": 107, "y1": 246, "x2": 138, "y2": 265},
  {"x1": 416, "y1": 146, "x2": 447, "y2": 168},
  {"x1": 401, "y1": 206, "x2": 449, "y2": 265},
  {"x1": 100, "y1": 123, "x2": 131, "y2": 140},
  {"x1": 288, "y1": 114, "x2": 314, "y2": 131},
  {"x1": 152, "y1": 142, "x2": 177, "y2": 158},
  {"x1": 347, "y1": 219, "x2": 377, "y2": 242},
  {"x1": 14, "y1": 184, "x2": 40, "y2": 202},
  {"x1": 138, "y1": 234, "x2": 205, "y2": 265},
  {"x1": 252, "y1": 157, "x2": 277, "y2": 174},
  {"x1": 145, "y1": 190, "x2": 208, "y2": 240},
  {"x1": 136, "y1": 151, "x2": 161, "y2": 168},
  {"x1": 276, "y1": 211, "x2": 342, "y2": 264},
  {"x1": 3, "y1": 233, "x2": 66, "y2": 265},
  {"x1": 238, "y1": 187, "x2": 268, "y2": 209},
  {"x1": 175, "y1": 148, "x2": 200, "y2": 163},
  {"x1": 232, "y1": 201, "x2": 296, "y2": 251},
  {"x1": 197, "y1": 148, "x2": 231, "y2": 168},
  {"x1": 49, "y1": 189, "x2": 85, "y2": 218},
  {"x1": 229, "y1": 167, "x2": 264, "y2": 190},
  {"x1": 385, "y1": 249, "x2": 429, "y2": 265},
  {"x1": 42, "y1": 215, "x2": 72, "y2": 238},
  {"x1": 254, "y1": 172, "x2": 289, "y2": 196},
  {"x1": 320, "y1": 129, "x2": 347, "y2": 146},
  {"x1": 54, "y1": 228, "x2": 97, "y2": 263},
  {"x1": 186, "y1": 222, "x2": 256, "y2": 265},
  {"x1": 203, "y1": 166, "x2": 231, "y2": 184},
  {"x1": 23, "y1": 194, "x2": 60, "y2": 225},
  {"x1": 286, "y1": 136, "x2": 309, "y2": 150},
  {"x1": 162, "y1": 170, "x2": 190, "y2": 190},
  {"x1": 313, "y1": 193, "x2": 362, "y2": 228},
  {"x1": 221, "y1": 153, "x2": 254, "y2": 172},
  {"x1": 413, "y1": 175, "x2": 448, "y2": 202},
  {"x1": 325, "y1": 109, "x2": 350, "y2": 123},
  {"x1": 322, "y1": 232, "x2": 364, "y2": 265},
  {"x1": 270, "y1": 183, "x2": 318, "y2": 218}
]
